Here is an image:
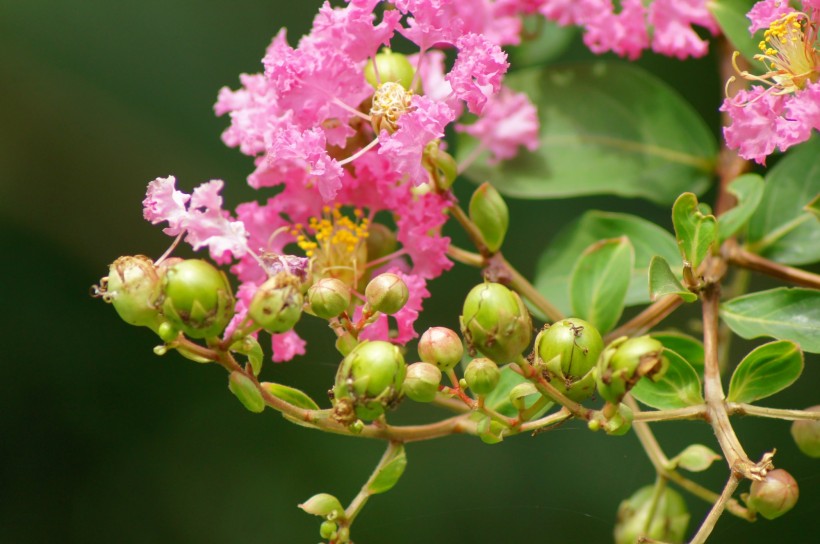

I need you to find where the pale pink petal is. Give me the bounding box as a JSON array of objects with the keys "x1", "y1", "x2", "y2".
[
  {"x1": 721, "y1": 88, "x2": 785, "y2": 164},
  {"x1": 271, "y1": 330, "x2": 307, "y2": 362},
  {"x1": 143, "y1": 176, "x2": 190, "y2": 236},
  {"x1": 747, "y1": 0, "x2": 795, "y2": 32},
  {"x1": 446, "y1": 33, "x2": 509, "y2": 114}
]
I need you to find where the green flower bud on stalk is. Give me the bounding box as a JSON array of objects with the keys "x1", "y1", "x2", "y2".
[
  {"x1": 423, "y1": 142, "x2": 458, "y2": 190},
  {"x1": 364, "y1": 50, "x2": 415, "y2": 90},
  {"x1": 464, "y1": 358, "x2": 501, "y2": 396},
  {"x1": 319, "y1": 520, "x2": 337, "y2": 540},
  {"x1": 161, "y1": 259, "x2": 235, "y2": 339},
  {"x1": 469, "y1": 182, "x2": 509, "y2": 253},
  {"x1": 96, "y1": 255, "x2": 163, "y2": 330},
  {"x1": 460, "y1": 282, "x2": 532, "y2": 364},
  {"x1": 403, "y1": 362, "x2": 442, "y2": 403},
  {"x1": 747, "y1": 469, "x2": 799, "y2": 520},
  {"x1": 365, "y1": 223, "x2": 398, "y2": 263},
  {"x1": 597, "y1": 336, "x2": 667, "y2": 404},
  {"x1": 790, "y1": 406, "x2": 820, "y2": 458},
  {"x1": 614, "y1": 485, "x2": 689, "y2": 544},
  {"x1": 228, "y1": 371, "x2": 265, "y2": 413},
  {"x1": 157, "y1": 321, "x2": 180, "y2": 343},
  {"x1": 535, "y1": 318, "x2": 602, "y2": 402},
  {"x1": 418, "y1": 326, "x2": 464, "y2": 372},
  {"x1": 365, "y1": 273, "x2": 409, "y2": 315},
  {"x1": 248, "y1": 274, "x2": 303, "y2": 333},
  {"x1": 307, "y1": 277, "x2": 350, "y2": 319},
  {"x1": 332, "y1": 340, "x2": 406, "y2": 422}
]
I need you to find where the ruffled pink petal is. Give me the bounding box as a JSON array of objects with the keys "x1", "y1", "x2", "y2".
[
  {"x1": 143, "y1": 176, "x2": 191, "y2": 236},
  {"x1": 271, "y1": 330, "x2": 307, "y2": 362},
  {"x1": 720, "y1": 87, "x2": 785, "y2": 165},
  {"x1": 446, "y1": 33, "x2": 509, "y2": 114},
  {"x1": 747, "y1": 0, "x2": 795, "y2": 32}
]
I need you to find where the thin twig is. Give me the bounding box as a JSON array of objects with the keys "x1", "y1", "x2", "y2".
[
  {"x1": 728, "y1": 403, "x2": 820, "y2": 421},
  {"x1": 689, "y1": 475, "x2": 742, "y2": 544},
  {"x1": 605, "y1": 296, "x2": 683, "y2": 343},
  {"x1": 724, "y1": 241, "x2": 820, "y2": 289}
]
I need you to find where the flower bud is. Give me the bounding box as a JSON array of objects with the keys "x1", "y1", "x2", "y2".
[
  {"x1": 469, "y1": 182, "x2": 509, "y2": 253},
  {"x1": 365, "y1": 273, "x2": 409, "y2": 315},
  {"x1": 333, "y1": 340, "x2": 406, "y2": 421},
  {"x1": 403, "y1": 362, "x2": 442, "y2": 403},
  {"x1": 161, "y1": 259, "x2": 235, "y2": 339},
  {"x1": 307, "y1": 277, "x2": 350, "y2": 319},
  {"x1": 790, "y1": 406, "x2": 820, "y2": 458},
  {"x1": 319, "y1": 520, "x2": 337, "y2": 540},
  {"x1": 597, "y1": 336, "x2": 667, "y2": 404},
  {"x1": 418, "y1": 327, "x2": 464, "y2": 372},
  {"x1": 364, "y1": 50, "x2": 415, "y2": 90},
  {"x1": 748, "y1": 469, "x2": 799, "y2": 520},
  {"x1": 465, "y1": 358, "x2": 501, "y2": 396},
  {"x1": 460, "y1": 282, "x2": 532, "y2": 364},
  {"x1": 365, "y1": 223, "x2": 398, "y2": 262},
  {"x1": 614, "y1": 485, "x2": 689, "y2": 544},
  {"x1": 96, "y1": 255, "x2": 163, "y2": 330},
  {"x1": 248, "y1": 274, "x2": 303, "y2": 333},
  {"x1": 535, "y1": 318, "x2": 602, "y2": 402},
  {"x1": 423, "y1": 142, "x2": 458, "y2": 190}
]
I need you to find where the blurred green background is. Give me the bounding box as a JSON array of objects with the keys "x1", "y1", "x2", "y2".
[{"x1": 1, "y1": 1, "x2": 817, "y2": 542}]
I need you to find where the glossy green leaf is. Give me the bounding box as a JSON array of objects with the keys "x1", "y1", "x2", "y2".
[
  {"x1": 672, "y1": 192, "x2": 717, "y2": 269},
  {"x1": 231, "y1": 336, "x2": 264, "y2": 376},
  {"x1": 718, "y1": 173, "x2": 765, "y2": 242},
  {"x1": 368, "y1": 444, "x2": 407, "y2": 495},
  {"x1": 671, "y1": 444, "x2": 721, "y2": 473},
  {"x1": 483, "y1": 366, "x2": 551, "y2": 418},
  {"x1": 631, "y1": 349, "x2": 704, "y2": 410},
  {"x1": 570, "y1": 237, "x2": 634, "y2": 333},
  {"x1": 228, "y1": 372, "x2": 265, "y2": 413},
  {"x1": 746, "y1": 138, "x2": 820, "y2": 265},
  {"x1": 805, "y1": 194, "x2": 820, "y2": 220},
  {"x1": 651, "y1": 332, "x2": 705, "y2": 376},
  {"x1": 457, "y1": 62, "x2": 716, "y2": 204},
  {"x1": 649, "y1": 256, "x2": 697, "y2": 303},
  {"x1": 534, "y1": 211, "x2": 680, "y2": 314},
  {"x1": 299, "y1": 493, "x2": 344, "y2": 518},
  {"x1": 728, "y1": 341, "x2": 804, "y2": 403},
  {"x1": 261, "y1": 382, "x2": 321, "y2": 410},
  {"x1": 707, "y1": 0, "x2": 761, "y2": 63},
  {"x1": 721, "y1": 288, "x2": 820, "y2": 353}
]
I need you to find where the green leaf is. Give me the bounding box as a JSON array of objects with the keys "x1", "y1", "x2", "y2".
[
  {"x1": 707, "y1": 0, "x2": 761, "y2": 63},
  {"x1": 727, "y1": 341, "x2": 804, "y2": 403},
  {"x1": 534, "y1": 211, "x2": 680, "y2": 315},
  {"x1": 648, "y1": 256, "x2": 697, "y2": 303},
  {"x1": 231, "y1": 336, "x2": 264, "y2": 376},
  {"x1": 805, "y1": 194, "x2": 820, "y2": 221},
  {"x1": 720, "y1": 288, "x2": 820, "y2": 353},
  {"x1": 228, "y1": 372, "x2": 265, "y2": 414},
  {"x1": 457, "y1": 62, "x2": 716, "y2": 204},
  {"x1": 671, "y1": 444, "x2": 721, "y2": 473},
  {"x1": 746, "y1": 138, "x2": 820, "y2": 265},
  {"x1": 569, "y1": 237, "x2": 634, "y2": 333},
  {"x1": 631, "y1": 350, "x2": 704, "y2": 410},
  {"x1": 672, "y1": 192, "x2": 717, "y2": 269},
  {"x1": 483, "y1": 366, "x2": 551, "y2": 418},
  {"x1": 368, "y1": 444, "x2": 407, "y2": 495},
  {"x1": 299, "y1": 493, "x2": 345, "y2": 518},
  {"x1": 261, "y1": 382, "x2": 321, "y2": 410},
  {"x1": 650, "y1": 332, "x2": 705, "y2": 376},
  {"x1": 718, "y1": 173, "x2": 765, "y2": 242}
]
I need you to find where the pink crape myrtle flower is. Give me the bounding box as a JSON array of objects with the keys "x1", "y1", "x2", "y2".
[{"x1": 721, "y1": 1, "x2": 820, "y2": 163}]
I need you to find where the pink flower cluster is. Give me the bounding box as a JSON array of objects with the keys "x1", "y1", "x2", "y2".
[
  {"x1": 142, "y1": 0, "x2": 544, "y2": 362},
  {"x1": 721, "y1": 0, "x2": 820, "y2": 164},
  {"x1": 538, "y1": 0, "x2": 719, "y2": 60}
]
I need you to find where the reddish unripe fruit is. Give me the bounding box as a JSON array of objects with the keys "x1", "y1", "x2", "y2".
[
  {"x1": 418, "y1": 327, "x2": 464, "y2": 372},
  {"x1": 748, "y1": 469, "x2": 799, "y2": 520}
]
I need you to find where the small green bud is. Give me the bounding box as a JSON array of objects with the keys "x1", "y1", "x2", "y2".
[
  {"x1": 615, "y1": 486, "x2": 689, "y2": 544},
  {"x1": 307, "y1": 277, "x2": 350, "y2": 319},
  {"x1": 460, "y1": 282, "x2": 532, "y2": 364},
  {"x1": 364, "y1": 50, "x2": 415, "y2": 90},
  {"x1": 319, "y1": 520, "x2": 337, "y2": 540},
  {"x1": 465, "y1": 358, "x2": 501, "y2": 396},
  {"x1": 418, "y1": 326, "x2": 464, "y2": 372},
  {"x1": 97, "y1": 255, "x2": 163, "y2": 330},
  {"x1": 597, "y1": 335, "x2": 667, "y2": 404},
  {"x1": 423, "y1": 142, "x2": 458, "y2": 190},
  {"x1": 790, "y1": 406, "x2": 820, "y2": 458},
  {"x1": 365, "y1": 223, "x2": 398, "y2": 262},
  {"x1": 333, "y1": 340, "x2": 406, "y2": 421},
  {"x1": 365, "y1": 273, "x2": 409, "y2": 315},
  {"x1": 748, "y1": 469, "x2": 799, "y2": 520},
  {"x1": 228, "y1": 371, "x2": 265, "y2": 413},
  {"x1": 161, "y1": 259, "x2": 235, "y2": 339},
  {"x1": 248, "y1": 274, "x2": 303, "y2": 333},
  {"x1": 157, "y1": 321, "x2": 180, "y2": 343},
  {"x1": 469, "y1": 182, "x2": 509, "y2": 253},
  {"x1": 477, "y1": 416, "x2": 505, "y2": 444},
  {"x1": 403, "y1": 362, "x2": 442, "y2": 403},
  {"x1": 535, "y1": 318, "x2": 603, "y2": 402}
]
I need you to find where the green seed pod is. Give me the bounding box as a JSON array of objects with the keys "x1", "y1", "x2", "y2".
[
  {"x1": 418, "y1": 326, "x2": 464, "y2": 372},
  {"x1": 365, "y1": 273, "x2": 409, "y2": 315},
  {"x1": 748, "y1": 469, "x2": 799, "y2": 520},
  {"x1": 469, "y1": 182, "x2": 509, "y2": 253},
  {"x1": 364, "y1": 50, "x2": 415, "y2": 90},
  {"x1": 597, "y1": 336, "x2": 667, "y2": 404},
  {"x1": 307, "y1": 277, "x2": 350, "y2": 319},
  {"x1": 333, "y1": 340, "x2": 406, "y2": 421},
  {"x1": 614, "y1": 485, "x2": 689, "y2": 544},
  {"x1": 464, "y1": 358, "x2": 501, "y2": 396},
  {"x1": 248, "y1": 274, "x2": 303, "y2": 333},
  {"x1": 98, "y1": 255, "x2": 163, "y2": 330},
  {"x1": 161, "y1": 259, "x2": 235, "y2": 339},
  {"x1": 790, "y1": 406, "x2": 820, "y2": 458},
  {"x1": 403, "y1": 362, "x2": 442, "y2": 403},
  {"x1": 460, "y1": 282, "x2": 532, "y2": 364},
  {"x1": 535, "y1": 318, "x2": 603, "y2": 402},
  {"x1": 228, "y1": 371, "x2": 265, "y2": 413}
]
